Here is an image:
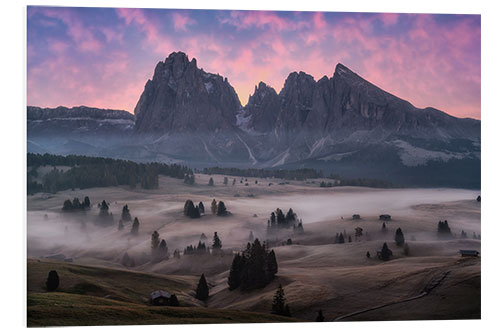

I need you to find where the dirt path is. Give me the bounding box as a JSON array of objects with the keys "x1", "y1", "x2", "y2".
[{"x1": 333, "y1": 270, "x2": 450, "y2": 321}]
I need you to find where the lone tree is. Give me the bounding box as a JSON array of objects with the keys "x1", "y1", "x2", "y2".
[
  {"x1": 158, "y1": 239, "x2": 168, "y2": 259},
  {"x1": 217, "y1": 201, "x2": 227, "y2": 216},
  {"x1": 198, "y1": 202, "x2": 205, "y2": 214},
  {"x1": 316, "y1": 309, "x2": 325, "y2": 322},
  {"x1": 211, "y1": 199, "x2": 217, "y2": 214},
  {"x1": 208, "y1": 177, "x2": 214, "y2": 186},
  {"x1": 46, "y1": 270, "x2": 59, "y2": 291},
  {"x1": 83, "y1": 196, "x2": 91, "y2": 208},
  {"x1": 195, "y1": 274, "x2": 209, "y2": 301},
  {"x1": 121, "y1": 204, "x2": 131, "y2": 221},
  {"x1": 212, "y1": 232, "x2": 222, "y2": 253},
  {"x1": 395, "y1": 228, "x2": 405, "y2": 246},
  {"x1": 271, "y1": 284, "x2": 290, "y2": 316},
  {"x1": 380, "y1": 242, "x2": 392, "y2": 261},
  {"x1": 366, "y1": 251, "x2": 371, "y2": 258},
  {"x1": 151, "y1": 231, "x2": 160, "y2": 256},
  {"x1": 131, "y1": 217, "x2": 140, "y2": 235}
]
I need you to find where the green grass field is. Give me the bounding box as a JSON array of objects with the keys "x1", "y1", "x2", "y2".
[{"x1": 27, "y1": 259, "x2": 298, "y2": 327}]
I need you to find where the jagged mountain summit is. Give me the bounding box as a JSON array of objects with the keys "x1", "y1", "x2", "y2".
[{"x1": 27, "y1": 51, "x2": 480, "y2": 187}]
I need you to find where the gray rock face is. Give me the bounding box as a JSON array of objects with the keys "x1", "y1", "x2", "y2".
[
  {"x1": 27, "y1": 53, "x2": 480, "y2": 187},
  {"x1": 134, "y1": 51, "x2": 241, "y2": 134}
]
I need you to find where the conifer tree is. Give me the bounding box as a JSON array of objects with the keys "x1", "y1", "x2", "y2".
[
  {"x1": 380, "y1": 242, "x2": 392, "y2": 261},
  {"x1": 395, "y1": 227, "x2": 405, "y2": 246},
  {"x1": 198, "y1": 201, "x2": 205, "y2": 214},
  {"x1": 195, "y1": 273, "x2": 209, "y2": 301},
  {"x1": 271, "y1": 284, "x2": 286, "y2": 316},
  {"x1": 366, "y1": 251, "x2": 371, "y2": 258},
  {"x1": 266, "y1": 250, "x2": 278, "y2": 280},
  {"x1": 208, "y1": 177, "x2": 214, "y2": 186},
  {"x1": 83, "y1": 196, "x2": 91, "y2": 208},
  {"x1": 159, "y1": 239, "x2": 168, "y2": 259},
  {"x1": 131, "y1": 217, "x2": 139, "y2": 236},
  {"x1": 338, "y1": 233, "x2": 345, "y2": 244},
  {"x1": 212, "y1": 232, "x2": 222, "y2": 252},
  {"x1": 217, "y1": 201, "x2": 227, "y2": 216},
  {"x1": 121, "y1": 204, "x2": 131, "y2": 221},
  {"x1": 228, "y1": 253, "x2": 243, "y2": 290},
  {"x1": 211, "y1": 199, "x2": 217, "y2": 214},
  {"x1": 151, "y1": 231, "x2": 160, "y2": 256},
  {"x1": 46, "y1": 270, "x2": 59, "y2": 291}
]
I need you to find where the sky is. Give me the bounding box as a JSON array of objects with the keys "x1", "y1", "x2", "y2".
[{"x1": 27, "y1": 7, "x2": 481, "y2": 119}]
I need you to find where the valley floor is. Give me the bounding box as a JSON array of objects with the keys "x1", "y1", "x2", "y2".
[{"x1": 27, "y1": 174, "x2": 481, "y2": 325}]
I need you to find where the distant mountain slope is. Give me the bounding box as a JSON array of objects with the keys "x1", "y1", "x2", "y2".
[{"x1": 27, "y1": 51, "x2": 480, "y2": 188}]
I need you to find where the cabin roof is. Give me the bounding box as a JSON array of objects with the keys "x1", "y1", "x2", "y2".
[{"x1": 151, "y1": 290, "x2": 171, "y2": 299}]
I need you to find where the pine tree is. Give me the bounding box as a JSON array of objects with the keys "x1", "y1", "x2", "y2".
[
  {"x1": 212, "y1": 232, "x2": 222, "y2": 252},
  {"x1": 266, "y1": 250, "x2": 278, "y2": 280},
  {"x1": 121, "y1": 204, "x2": 131, "y2": 221},
  {"x1": 211, "y1": 199, "x2": 217, "y2": 214},
  {"x1": 195, "y1": 274, "x2": 209, "y2": 301},
  {"x1": 198, "y1": 201, "x2": 205, "y2": 214},
  {"x1": 131, "y1": 217, "x2": 139, "y2": 236},
  {"x1": 151, "y1": 231, "x2": 160, "y2": 257},
  {"x1": 217, "y1": 201, "x2": 227, "y2": 216},
  {"x1": 208, "y1": 177, "x2": 214, "y2": 186},
  {"x1": 338, "y1": 233, "x2": 345, "y2": 244},
  {"x1": 46, "y1": 270, "x2": 59, "y2": 291},
  {"x1": 380, "y1": 242, "x2": 392, "y2": 261},
  {"x1": 228, "y1": 253, "x2": 243, "y2": 290},
  {"x1": 366, "y1": 251, "x2": 371, "y2": 258},
  {"x1": 159, "y1": 239, "x2": 168, "y2": 259},
  {"x1": 83, "y1": 196, "x2": 91, "y2": 208},
  {"x1": 395, "y1": 228, "x2": 405, "y2": 246},
  {"x1": 271, "y1": 284, "x2": 286, "y2": 316},
  {"x1": 316, "y1": 309, "x2": 325, "y2": 322}
]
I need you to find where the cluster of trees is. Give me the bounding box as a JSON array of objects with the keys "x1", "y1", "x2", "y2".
[
  {"x1": 227, "y1": 239, "x2": 277, "y2": 291},
  {"x1": 437, "y1": 220, "x2": 452, "y2": 238},
  {"x1": 202, "y1": 166, "x2": 323, "y2": 181},
  {"x1": 151, "y1": 231, "x2": 169, "y2": 261},
  {"x1": 184, "y1": 241, "x2": 210, "y2": 255},
  {"x1": 184, "y1": 200, "x2": 203, "y2": 218},
  {"x1": 334, "y1": 231, "x2": 352, "y2": 243},
  {"x1": 27, "y1": 153, "x2": 193, "y2": 194},
  {"x1": 271, "y1": 284, "x2": 291, "y2": 317},
  {"x1": 293, "y1": 222, "x2": 304, "y2": 234},
  {"x1": 211, "y1": 199, "x2": 228, "y2": 216},
  {"x1": 62, "y1": 196, "x2": 91, "y2": 211},
  {"x1": 334, "y1": 178, "x2": 396, "y2": 188},
  {"x1": 267, "y1": 208, "x2": 299, "y2": 232}
]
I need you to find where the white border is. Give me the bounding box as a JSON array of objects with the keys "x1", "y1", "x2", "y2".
[{"x1": 2, "y1": 1, "x2": 499, "y2": 332}]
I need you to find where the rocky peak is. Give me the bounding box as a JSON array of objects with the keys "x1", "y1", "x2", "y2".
[
  {"x1": 134, "y1": 51, "x2": 241, "y2": 134},
  {"x1": 244, "y1": 81, "x2": 280, "y2": 133}
]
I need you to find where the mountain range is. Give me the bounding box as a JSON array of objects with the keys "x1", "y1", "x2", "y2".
[{"x1": 27, "y1": 51, "x2": 481, "y2": 188}]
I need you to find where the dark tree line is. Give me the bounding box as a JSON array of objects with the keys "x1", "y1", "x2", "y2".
[
  {"x1": 62, "y1": 196, "x2": 90, "y2": 211},
  {"x1": 184, "y1": 200, "x2": 201, "y2": 218},
  {"x1": 27, "y1": 153, "x2": 193, "y2": 194},
  {"x1": 267, "y1": 208, "x2": 299, "y2": 232},
  {"x1": 227, "y1": 239, "x2": 278, "y2": 291},
  {"x1": 202, "y1": 166, "x2": 323, "y2": 181},
  {"x1": 437, "y1": 220, "x2": 452, "y2": 238}
]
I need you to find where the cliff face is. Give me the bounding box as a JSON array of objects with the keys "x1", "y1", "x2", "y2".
[
  {"x1": 27, "y1": 52, "x2": 481, "y2": 187},
  {"x1": 134, "y1": 52, "x2": 241, "y2": 134}
]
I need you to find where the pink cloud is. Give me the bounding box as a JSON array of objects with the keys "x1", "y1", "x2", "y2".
[
  {"x1": 172, "y1": 12, "x2": 196, "y2": 31},
  {"x1": 221, "y1": 11, "x2": 310, "y2": 32},
  {"x1": 379, "y1": 13, "x2": 399, "y2": 26}
]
